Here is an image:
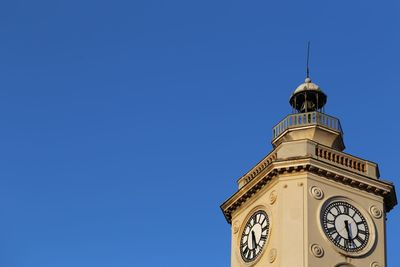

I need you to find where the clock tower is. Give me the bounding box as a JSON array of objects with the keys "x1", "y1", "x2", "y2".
[{"x1": 221, "y1": 76, "x2": 397, "y2": 267}]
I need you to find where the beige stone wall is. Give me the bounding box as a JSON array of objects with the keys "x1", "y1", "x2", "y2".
[{"x1": 229, "y1": 172, "x2": 386, "y2": 267}]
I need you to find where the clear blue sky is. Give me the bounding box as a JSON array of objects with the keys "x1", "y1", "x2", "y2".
[{"x1": 0, "y1": 1, "x2": 399, "y2": 266}]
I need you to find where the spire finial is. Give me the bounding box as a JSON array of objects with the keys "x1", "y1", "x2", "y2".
[{"x1": 306, "y1": 41, "x2": 311, "y2": 81}]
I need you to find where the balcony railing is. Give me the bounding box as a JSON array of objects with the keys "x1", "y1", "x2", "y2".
[{"x1": 272, "y1": 111, "x2": 343, "y2": 140}]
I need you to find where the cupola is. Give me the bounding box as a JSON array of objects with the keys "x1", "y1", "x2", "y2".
[
  {"x1": 272, "y1": 77, "x2": 345, "y2": 151},
  {"x1": 289, "y1": 77, "x2": 327, "y2": 113}
]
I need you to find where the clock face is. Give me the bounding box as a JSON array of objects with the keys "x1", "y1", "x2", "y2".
[
  {"x1": 240, "y1": 210, "x2": 270, "y2": 262},
  {"x1": 321, "y1": 201, "x2": 370, "y2": 253}
]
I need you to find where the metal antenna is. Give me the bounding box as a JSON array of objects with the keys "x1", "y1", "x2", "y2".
[{"x1": 306, "y1": 41, "x2": 310, "y2": 79}]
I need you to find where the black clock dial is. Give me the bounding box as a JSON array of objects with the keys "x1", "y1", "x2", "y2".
[
  {"x1": 321, "y1": 201, "x2": 370, "y2": 252},
  {"x1": 240, "y1": 210, "x2": 270, "y2": 262}
]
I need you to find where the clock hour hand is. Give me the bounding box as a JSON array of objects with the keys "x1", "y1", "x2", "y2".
[{"x1": 251, "y1": 231, "x2": 257, "y2": 249}]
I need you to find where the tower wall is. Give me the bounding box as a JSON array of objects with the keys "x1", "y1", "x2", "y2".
[{"x1": 221, "y1": 78, "x2": 396, "y2": 267}]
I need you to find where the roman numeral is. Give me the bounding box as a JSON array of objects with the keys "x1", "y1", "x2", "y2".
[
  {"x1": 358, "y1": 229, "x2": 367, "y2": 235},
  {"x1": 327, "y1": 226, "x2": 337, "y2": 234},
  {"x1": 344, "y1": 239, "x2": 350, "y2": 248},
  {"x1": 355, "y1": 235, "x2": 365, "y2": 244},
  {"x1": 343, "y1": 205, "x2": 349, "y2": 214},
  {"x1": 326, "y1": 219, "x2": 335, "y2": 225},
  {"x1": 243, "y1": 246, "x2": 249, "y2": 254},
  {"x1": 344, "y1": 238, "x2": 356, "y2": 249},
  {"x1": 334, "y1": 206, "x2": 341, "y2": 214},
  {"x1": 333, "y1": 234, "x2": 342, "y2": 244}
]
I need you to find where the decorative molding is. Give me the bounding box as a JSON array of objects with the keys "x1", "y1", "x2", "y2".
[
  {"x1": 310, "y1": 244, "x2": 324, "y2": 258},
  {"x1": 221, "y1": 159, "x2": 396, "y2": 224},
  {"x1": 221, "y1": 169, "x2": 279, "y2": 223},
  {"x1": 369, "y1": 206, "x2": 383, "y2": 219},
  {"x1": 238, "y1": 152, "x2": 277, "y2": 187},
  {"x1": 310, "y1": 186, "x2": 324, "y2": 200},
  {"x1": 305, "y1": 163, "x2": 396, "y2": 212}
]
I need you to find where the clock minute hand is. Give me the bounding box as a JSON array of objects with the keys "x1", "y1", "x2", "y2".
[
  {"x1": 251, "y1": 231, "x2": 257, "y2": 249},
  {"x1": 344, "y1": 220, "x2": 352, "y2": 239}
]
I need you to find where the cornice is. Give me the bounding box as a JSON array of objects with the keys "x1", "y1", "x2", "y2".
[{"x1": 220, "y1": 157, "x2": 397, "y2": 224}]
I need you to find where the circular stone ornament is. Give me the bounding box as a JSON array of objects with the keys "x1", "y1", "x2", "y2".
[
  {"x1": 268, "y1": 248, "x2": 277, "y2": 263},
  {"x1": 310, "y1": 186, "x2": 324, "y2": 200},
  {"x1": 233, "y1": 220, "x2": 240, "y2": 234},
  {"x1": 370, "y1": 262, "x2": 381, "y2": 267},
  {"x1": 369, "y1": 205, "x2": 383, "y2": 219},
  {"x1": 269, "y1": 190, "x2": 277, "y2": 204},
  {"x1": 310, "y1": 244, "x2": 324, "y2": 258}
]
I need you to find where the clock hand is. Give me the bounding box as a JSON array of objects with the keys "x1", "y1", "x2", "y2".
[
  {"x1": 344, "y1": 220, "x2": 352, "y2": 239},
  {"x1": 348, "y1": 222, "x2": 353, "y2": 240},
  {"x1": 251, "y1": 231, "x2": 257, "y2": 249}
]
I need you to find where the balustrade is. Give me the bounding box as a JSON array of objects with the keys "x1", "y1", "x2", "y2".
[{"x1": 272, "y1": 112, "x2": 343, "y2": 139}]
